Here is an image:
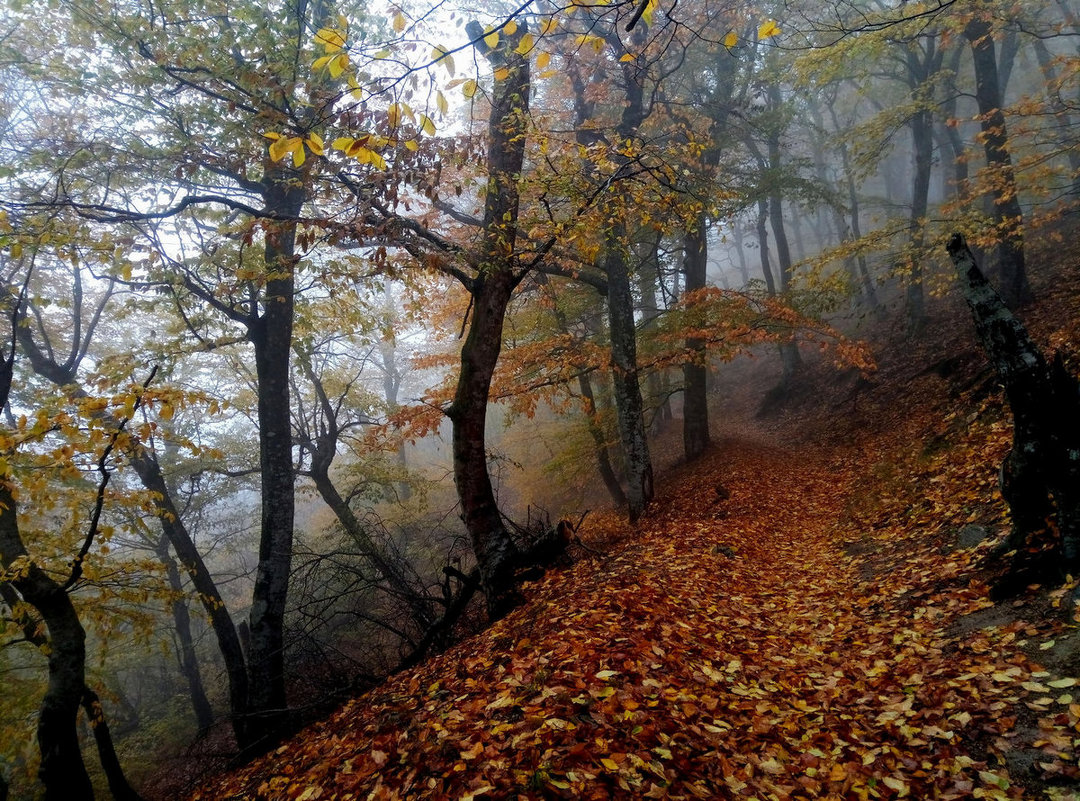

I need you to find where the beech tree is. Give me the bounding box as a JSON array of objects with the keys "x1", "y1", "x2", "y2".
[{"x1": 0, "y1": 273, "x2": 144, "y2": 799}]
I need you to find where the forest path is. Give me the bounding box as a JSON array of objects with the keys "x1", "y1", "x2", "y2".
[{"x1": 197, "y1": 436, "x2": 1065, "y2": 800}]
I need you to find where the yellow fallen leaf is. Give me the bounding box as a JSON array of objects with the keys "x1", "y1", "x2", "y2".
[{"x1": 882, "y1": 776, "x2": 908, "y2": 796}]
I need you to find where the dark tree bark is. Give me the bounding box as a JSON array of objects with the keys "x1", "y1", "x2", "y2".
[
  {"x1": 682, "y1": 213, "x2": 710, "y2": 461},
  {"x1": 577, "y1": 372, "x2": 629, "y2": 508},
  {"x1": 81, "y1": 688, "x2": 145, "y2": 801},
  {"x1": 604, "y1": 231, "x2": 654, "y2": 521},
  {"x1": 244, "y1": 158, "x2": 304, "y2": 745},
  {"x1": 965, "y1": 16, "x2": 1031, "y2": 307},
  {"x1": 758, "y1": 87, "x2": 802, "y2": 386},
  {"x1": 0, "y1": 338, "x2": 90, "y2": 800},
  {"x1": 446, "y1": 19, "x2": 531, "y2": 618},
  {"x1": 756, "y1": 197, "x2": 777, "y2": 295},
  {"x1": 904, "y1": 36, "x2": 944, "y2": 334},
  {"x1": 567, "y1": 46, "x2": 653, "y2": 521},
  {"x1": 946, "y1": 234, "x2": 1080, "y2": 584},
  {"x1": 0, "y1": 537, "x2": 93, "y2": 801},
  {"x1": 157, "y1": 539, "x2": 214, "y2": 733},
  {"x1": 636, "y1": 230, "x2": 672, "y2": 425},
  {"x1": 0, "y1": 583, "x2": 146, "y2": 801}
]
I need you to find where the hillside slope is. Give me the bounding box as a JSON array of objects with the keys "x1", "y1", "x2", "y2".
[
  {"x1": 193, "y1": 443, "x2": 1077, "y2": 797},
  {"x1": 191, "y1": 253, "x2": 1080, "y2": 800}
]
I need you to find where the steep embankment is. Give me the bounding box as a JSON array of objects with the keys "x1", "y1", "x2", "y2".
[{"x1": 194, "y1": 421, "x2": 1080, "y2": 799}]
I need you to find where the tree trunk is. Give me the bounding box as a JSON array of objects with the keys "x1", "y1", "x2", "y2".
[
  {"x1": 0, "y1": 497, "x2": 93, "y2": 799},
  {"x1": 81, "y1": 688, "x2": 145, "y2": 801},
  {"x1": 766, "y1": 131, "x2": 802, "y2": 384},
  {"x1": 965, "y1": 17, "x2": 1031, "y2": 307},
  {"x1": 907, "y1": 103, "x2": 934, "y2": 333},
  {"x1": 604, "y1": 233, "x2": 654, "y2": 522},
  {"x1": 245, "y1": 159, "x2": 304, "y2": 748},
  {"x1": 682, "y1": 213, "x2": 710, "y2": 461},
  {"x1": 756, "y1": 198, "x2": 777, "y2": 295},
  {"x1": 131, "y1": 456, "x2": 250, "y2": 747},
  {"x1": 447, "y1": 19, "x2": 531, "y2": 618},
  {"x1": 577, "y1": 372, "x2": 629, "y2": 508},
  {"x1": 822, "y1": 101, "x2": 879, "y2": 310},
  {"x1": 597, "y1": 38, "x2": 654, "y2": 522},
  {"x1": 946, "y1": 234, "x2": 1080, "y2": 583},
  {"x1": 378, "y1": 336, "x2": 412, "y2": 501},
  {"x1": 733, "y1": 220, "x2": 749, "y2": 287},
  {"x1": 636, "y1": 230, "x2": 671, "y2": 424},
  {"x1": 158, "y1": 541, "x2": 214, "y2": 733}
]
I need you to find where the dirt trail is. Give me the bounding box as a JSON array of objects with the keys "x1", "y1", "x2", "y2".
[{"x1": 197, "y1": 437, "x2": 1069, "y2": 800}]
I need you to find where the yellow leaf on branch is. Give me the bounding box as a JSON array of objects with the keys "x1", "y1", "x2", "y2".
[
  {"x1": 758, "y1": 19, "x2": 780, "y2": 39},
  {"x1": 515, "y1": 33, "x2": 534, "y2": 55},
  {"x1": 314, "y1": 27, "x2": 345, "y2": 52}
]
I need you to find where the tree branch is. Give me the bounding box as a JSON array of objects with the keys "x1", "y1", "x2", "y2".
[{"x1": 62, "y1": 365, "x2": 160, "y2": 592}]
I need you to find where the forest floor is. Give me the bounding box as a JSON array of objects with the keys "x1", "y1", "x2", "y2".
[{"x1": 191, "y1": 255, "x2": 1080, "y2": 800}]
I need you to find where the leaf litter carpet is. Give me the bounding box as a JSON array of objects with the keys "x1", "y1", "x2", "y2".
[{"x1": 197, "y1": 437, "x2": 1080, "y2": 800}]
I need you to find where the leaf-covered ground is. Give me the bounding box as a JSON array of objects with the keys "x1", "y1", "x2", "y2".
[
  {"x1": 192, "y1": 428, "x2": 1080, "y2": 798},
  {"x1": 192, "y1": 261, "x2": 1080, "y2": 800}
]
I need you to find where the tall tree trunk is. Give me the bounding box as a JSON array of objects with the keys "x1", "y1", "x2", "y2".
[
  {"x1": 577, "y1": 372, "x2": 629, "y2": 508},
  {"x1": 600, "y1": 35, "x2": 654, "y2": 522},
  {"x1": 682, "y1": 213, "x2": 710, "y2": 461},
  {"x1": 965, "y1": 16, "x2": 1031, "y2": 307},
  {"x1": 0, "y1": 551, "x2": 94, "y2": 800},
  {"x1": 604, "y1": 234, "x2": 654, "y2": 521},
  {"x1": 765, "y1": 119, "x2": 801, "y2": 383},
  {"x1": 245, "y1": 158, "x2": 304, "y2": 746},
  {"x1": 0, "y1": 323, "x2": 94, "y2": 801},
  {"x1": 157, "y1": 540, "x2": 214, "y2": 733},
  {"x1": 129, "y1": 455, "x2": 249, "y2": 747},
  {"x1": 1031, "y1": 38, "x2": 1080, "y2": 201},
  {"x1": 81, "y1": 688, "x2": 145, "y2": 801},
  {"x1": 447, "y1": 19, "x2": 531, "y2": 618},
  {"x1": 907, "y1": 103, "x2": 934, "y2": 333},
  {"x1": 756, "y1": 197, "x2": 777, "y2": 295},
  {"x1": 636, "y1": 230, "x2": 671, "y2": 424}
]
